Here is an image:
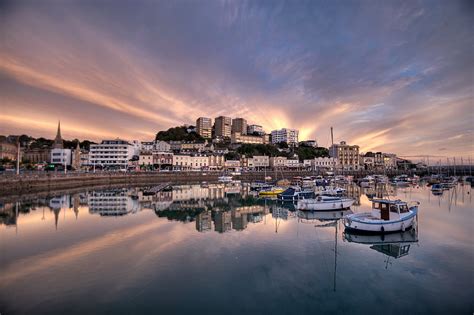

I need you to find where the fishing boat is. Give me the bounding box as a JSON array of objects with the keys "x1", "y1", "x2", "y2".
[
  {"x1": 218, "y1": 175, "x2": 233, "y2": 183},
  {"x1": 296, "y1": 195, "x2": 355, "y2": 211},
  {"x1": 344, "y1": 199, "x2": 419, "y2": 233},
  {"x1": 258, "y1": 186, "x2": 285, "y2": 197},
  {"x1": 278, "y1": 186, "x2": 315, "y2": 201}
]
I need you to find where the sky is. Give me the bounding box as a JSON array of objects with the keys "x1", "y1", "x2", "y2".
[{"x1": 0, "y1": 0, "x2": 472, "y2": 159}]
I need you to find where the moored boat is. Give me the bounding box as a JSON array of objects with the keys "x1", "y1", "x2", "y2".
[
  {"x1": 278, "y1": 186, "x2": 314, "y2": 201},
  {"x1": 344, "y1": 199, "x2": 419, "y2": 233},
  {"x1": 259, "y1": 186, "x2": 285, "y2": 197},
  {"x1": 296, "y1": 195, "x2": 355, "y2": 211}
]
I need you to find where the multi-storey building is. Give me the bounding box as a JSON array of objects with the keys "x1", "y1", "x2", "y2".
[
  {"x1": 271, "y1": 128, "x2": 299, "y2": 146},
  {"x1": 383, "y1": 153, "x2": 397, "y2": 169},
  {"x1": 214, "y1": 116, "x2": 232, "y2": 138},
  {"x1": 23, "y1": 147, "x2": 50, "y2": 163},
  {"x1": 251, "y1": 155, "x2": 269, "y2": 168},
  {"x1": 50, "y1": 148, "x2": 72, "y2": 166},
  {"x1": 247, "y1": 124, "x2": 264, "y2": 135},
  {"x1": 181, "y1": 141, "x2": 207, "y2": 152},
  {"x1": 139, "y1": 152, "x2": 153, "y2": 166},
  {"x1": 153, "y1": 152, "x2": 173, "y2": 168},
  {"x1": 329, "y1": 141, "x2": 360, "y2": 170},
  {"x1": 231, "y1": 118, "x2": 247, "y2": 135},
  {"x1": 141, "y1": 141, "x2": 155, "y2": 152},
  {"x1": 230, "y1": 132, "x2": 264, "y2": 144},
  {"x1": 172, "y1": 154, "x2": 209, "y2": 170},
  {"x1": 312, "y1": 157, "x2": 337, "y2": 169},
  {"x1": 284, "y1": 158, "x2": 300, "y2": 168},
  {"x1": 196, "y1": 117, "x2": 212, "y2": 139},
  {"x1": 89, "y1": 139, "x2": 138, "y2": 170},
  {"x1": 208, "y1": 154, "x2": 225, "y2": 170}
]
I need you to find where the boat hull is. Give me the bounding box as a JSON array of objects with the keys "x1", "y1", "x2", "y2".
[
  {"x1": 297, "y1": 199, "x2": 354, "y2": 211},
  {"x1": 344, "y1": 208, "x2": 418, "y2": 233}
]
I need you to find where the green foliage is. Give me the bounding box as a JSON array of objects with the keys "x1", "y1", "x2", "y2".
[
  {"x1": 294, "y1": 146, "x2": 329, "y2": 161},
  {"x1": 236, "y1": 144, "x2": 287, "y2": 157},
  {"x1": 155, "y1": 126, "x2": 204, "y2": 142},
  {"x1": 224, "y1": 151, "x2": 240, "y2": 160},
  {"x1": 276, "y1": 141, "x2": 289, "y2": 149}
]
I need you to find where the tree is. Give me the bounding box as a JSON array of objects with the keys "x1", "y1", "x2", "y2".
[
  {"x1": 294, "y1": 146, "x2": 329, "y2": 161},
  {"x1": 155, "y1": 126, "x2": 204, "y2": 142}
]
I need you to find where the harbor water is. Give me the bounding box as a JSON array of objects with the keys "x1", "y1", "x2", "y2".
[{"x1": 0, "y1": 183, "x2": 472, "y2": 314}]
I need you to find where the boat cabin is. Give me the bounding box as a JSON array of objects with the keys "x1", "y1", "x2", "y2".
[{"x1": 371, "y1": 199, "x2": 409, "y2": 221}]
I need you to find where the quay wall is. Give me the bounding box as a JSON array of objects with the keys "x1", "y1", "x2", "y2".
[{"x1": 0, "y1": 169, "x2": 433, "y2": 196}]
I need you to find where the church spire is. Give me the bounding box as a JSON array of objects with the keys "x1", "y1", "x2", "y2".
[{"x1": 53, "y1": 120, "x2": 64, "y2": 149}]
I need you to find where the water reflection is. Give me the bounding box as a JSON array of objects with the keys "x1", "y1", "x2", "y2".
[{"x1": 0, "y1": 181, "x2": 472, "y2": 314}]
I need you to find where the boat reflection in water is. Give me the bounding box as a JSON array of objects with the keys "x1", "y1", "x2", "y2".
[{"x1": 343, "y1": 228, "x2": 419, "y2": 268}]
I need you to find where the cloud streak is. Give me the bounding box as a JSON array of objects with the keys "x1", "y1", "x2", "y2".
[{"x1": 0, "y1": 0, "x2": 472, "y2": 157}]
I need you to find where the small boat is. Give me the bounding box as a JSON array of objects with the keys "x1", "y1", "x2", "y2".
[
  {"x1": 278, "y1": 186, "x2": 314, "y2": 201},
  {"x1": 297, "y1": 195, "x2": 355, "y2": 211},
  {"x1": 316, "y1": 187, "x2": 346, "y2": 196},
  {"x1": 344, "y1": 199, "x2": 419, "y2": 233},
  {"x1": 218, "y1": 175, "x2": 233, "y2": 183},
  {"x1": 250, "y1": 181, "x2": 273, "y2": 191},
  {"x1": 258, "y1": 186, "x2": 285, "y2": 197}
]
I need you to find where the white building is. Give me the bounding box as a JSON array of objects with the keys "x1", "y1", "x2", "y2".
[
  {"x1": 89, "y1": 139, "x2": 138, "y2": 170},
  {"x1": 139, "y1": 152, "x2": 153, "y2": 166},
  {"x1": 313, "y1": 157, "x2": 337, "y2": 169},
  {"x1": 141, "y1": 141, "x2": 155, "y2": 152},
  {"x1": 270, "y1": 156, "x2": 287, "y2": 168},
  {"x1": 251, "y1": 156, "x2": 269, "y2": 168},
  {"x1": 271, "y1": 128, "x2": 299, "y2": 146},
  {"x1": 284, "y1": 159, "x2": 300, "y2": 168},
  {"x1": 247, "y1": 124, "x2": 264, "y2": 135},
  {"x1": 50, "y1": 148, "x2": 72, "y2": 166},
  {"x1": 172, "y1": 154, "x2": 209, "y2": 170}
]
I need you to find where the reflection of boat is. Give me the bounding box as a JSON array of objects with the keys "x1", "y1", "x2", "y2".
[
  {"x1": 431, "y1": 184, "x2": 443, "y2": 194},
  {"x1": 297, "y1": 209, "x2": 352, "y2": 222},
  {"x1": 344, "y1": 199, "x2": 419, "y2": 233},
  {"x1": 296, "y1": 195, "x2": 355, "y2": 211},
  {"x1": 344, "y1": 229, "x2": 418, "y2": 264},
  {"x1": 278, "y1": 186, "x2": 314, "y2": 201}
]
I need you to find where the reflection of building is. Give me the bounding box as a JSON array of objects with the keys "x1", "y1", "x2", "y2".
[
  {"x1": 88, "y1": 190, "x2": 139, "y2": 216},
  {"x1": 214, "y1": 211, "x2": 232, "y2": 233},
  {"x1": 196, "y1": 211, "x2": 212, "y2": 232}
]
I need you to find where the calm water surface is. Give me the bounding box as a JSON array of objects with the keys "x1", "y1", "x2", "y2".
[{"x1": 0, "y1": 182, "x2": 472, "y2": 314}]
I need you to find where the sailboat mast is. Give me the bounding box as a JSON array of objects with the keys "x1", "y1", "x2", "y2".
[{"x1": 330, "y1": 127, "x2": 335, "y2": 175}]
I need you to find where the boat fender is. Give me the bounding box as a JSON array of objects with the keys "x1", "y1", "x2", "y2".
[
  {"x1": 340, "y1": 203, "x2": 344, "y2": 209},
  {"x1": 333, "y1": 203, "x2": 335, "y2": 208},
  {"x1": 401, "y1": 222, "x2": 405, "y2": 232},
  {"x1": 381, "y1": 226, "x2": 385, "y2": 233}
]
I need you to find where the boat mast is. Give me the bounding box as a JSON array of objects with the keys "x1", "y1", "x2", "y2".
[{"x1": 330, "y1": 127, "x2": 335, "y2": 175}]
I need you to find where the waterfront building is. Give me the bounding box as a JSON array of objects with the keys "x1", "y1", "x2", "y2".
[
  {"x1": 153, "y1": 152, "x2": 173, "y2": 168},
  {"x1": 312, "y1": 157, "x2": 337, "y2": 169},
  {"x1": 214, "y1": 116, "x2": 232, "y2": 138},
  {"x1": 224, "y1": 159, "x2": 241, "y2": 171},
  {"x1": 270, "y1": 156, "x2": 287, "y2": 169},
  {"x1": 362, "y1": 152, "x2": 376, "y2": 170},
  {"x1": 80, "y1": 151, "x2": 90, "y2": 168},
  {"x1": 0, "y1": 140, "x2": 17, "y2": 160},
  {"x1": 172, "y1": 154, "x2": 209, "y2": 170},
  {"x1": 89, "y1": 139, "x2": 138, "y2": 170},
  {"x1": 329, "y1": 141, "x2": 360, "y2": 171},
  {"x1": 303, "y1": 159, "x2": 313, "y2": 168},
  {"x1": 271, "y1": 128, "x2": 299, "y2": 146},
  {"x1": 247, "y1": 124, "x2": 264, "y2": 135},
  {"x1": 196, "y1": 117, "x2": 212, "y2": 139},
  {"x1": 154, "y1": 141, "x2": 171, "y2": 152},
  {"x1": 285, "y1": 158, "x2": 300, "y2": 168},
  {"x1": 52, "y1": 121, "x2": 64, "y2": 149},
  {"x1": 50, "y1": 148, "x2": 72, "y2": 166},
  {"x1": 208, "y1": 154, "x2": 225, "y2": 170},
  {"x1": 23, "y1": 148, "x2": 50, "y2": 163},
  {"x1": 231, "y1": 118, "x2": 247, "y2": 135},
  {"x1": 250, "y1": 155, "x2": 269, "y2": 169},
  {"x1": 139, "y1": 152, "x2": 153, "y2": 166},
  {"x1": 231, "y1": 132, "x2": 264, "y2": 144}
]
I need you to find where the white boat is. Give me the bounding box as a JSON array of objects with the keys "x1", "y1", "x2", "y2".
[
  {"x1": 315, "y1": 186, "x2": 346, "y2": 196},
  {"x1": 297, "y1": 195, "x2": 355, "y2": 211},
  {"x1": 344, "y1": 199, "x2": 419, "y2": 233},
  {"x1": 218, "y1": 175, "x2": 233, "y2": 183}
]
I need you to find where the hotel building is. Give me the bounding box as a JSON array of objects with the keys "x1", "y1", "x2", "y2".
[
  {"x1": 89, "y1": 139, "x2": 138, "y2": 169},
  {"x1": 271, "y1": 128, "x2": 299, "y2": 146},
  {"x1": 214, "y1": 116, "x2": 232, "y2": 138},
  {"x1": 329, "y1": 141, "x2": 360, "y2": 171},
  {"x1": 196, "y1": 117, "x2": 213, "y2": 139}
]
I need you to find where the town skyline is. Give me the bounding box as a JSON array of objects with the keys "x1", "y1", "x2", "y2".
[{"x1": 1, "y1": 1, "x2": 472, "y2": 158}]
